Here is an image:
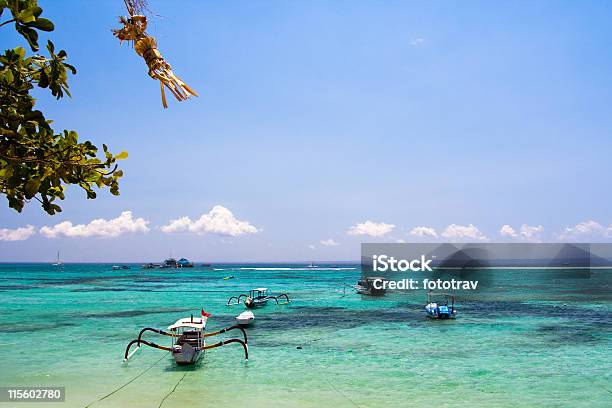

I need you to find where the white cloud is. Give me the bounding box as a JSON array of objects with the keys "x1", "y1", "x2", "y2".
[
  {"x1": 161, "y1": 205, "x2": 258, "y2": 237},
  {"x1": 499, "y1": 224, "x2": 517, "y2": 238},
  {"x1": 557, "y1": 220, "x2": 609, "y2": 241},
  {"x1": 396, "y1": 239, "x2": 406, "y2": 243},
  {"x1": 320, "y1": 238, "x2": 339, "y2": 246},
  {"x1": 410, "y1": 38, "x2": 424, "y2": 46},
  {"x1": 500, "y1": 224, "x2": 543, "y2": 242},
  {"x1": 441, "y1": 224, "x2": 488, "y2": 241},
  {"x1": 347, "y1": 220, "x2": 395, "y2": 237},
  {"x1": 0, "y1": 225, "x2": 35, "y2": 241},
  {"x1": 40, "y1": 211, "x2": 149, "y2": 238},
  {"x1": 307, "y1": 244, "x2": 316, "y2": 250},
  {"x1": 409, "y1": 226, "x2": 438, "y2": 238},
  {"x1": 520, "y1": 224, "x2": 544, "y2": 242},
  {"x1": 160, "y1": 216, "x2": 192, "y2": 233}
]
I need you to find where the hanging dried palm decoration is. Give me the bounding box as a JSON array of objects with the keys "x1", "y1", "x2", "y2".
[{"x1": 113, "y1": 0, "x2": 197, "y2": 108}]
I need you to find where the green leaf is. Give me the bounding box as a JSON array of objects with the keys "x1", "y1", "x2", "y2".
[
  {"x1": 63, "y1": 63, "x2": 76, "y2": 74},
  {"x1": 13, "y1": 47, "x2": 25, "y2": 58},
  {"x1": 116, "y1": 151, "x2": 129, "y2": 160},
  {"x1": 16, "y1": 25, "x2": 40, "y2": 51},
  {"x1": 16, "y1": 8, "x2": 37, "y2": 23},
  {"x1": 38, "y1": 69, "x2": 49, "y2": 88},
  {"x1": 25, "y1": 179, "x2": 42, "y2": 197},
  {"x1": 4, "y1": 69, "x2": 14, "y2": 83},
  {"x1": 29, "y1": 17, "x2": 54, "y2": 32}
]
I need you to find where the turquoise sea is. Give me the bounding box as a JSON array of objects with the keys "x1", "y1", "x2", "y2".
[{"x1": 0, "y1": 263, "x2": 610, "y2": 407}]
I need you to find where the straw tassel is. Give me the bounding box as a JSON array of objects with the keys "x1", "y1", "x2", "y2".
[{"x1": 112, "y1": 1, "x2": 197, "y2": 108}]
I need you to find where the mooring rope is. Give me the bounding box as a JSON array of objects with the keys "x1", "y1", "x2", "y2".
[
  {"x1": 323, "y1": 378, "x2": 362, "y2": 408},
  {"x1": 84, "y1": 352, "x2": 169, "y2": 408},
  {"x1": 157, "y1": 371, "x2": 188, "y2": 408},
  {"x1": 297, "y1": 334, "x2": 362, "y2": 408}
]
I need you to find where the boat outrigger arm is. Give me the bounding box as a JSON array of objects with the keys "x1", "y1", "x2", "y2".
[{"x1": 123, "y1": 324, "x2": 248, "y2": 362}]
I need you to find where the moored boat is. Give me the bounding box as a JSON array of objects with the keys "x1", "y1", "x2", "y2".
[
  {"x1": 227, "y1": 288, "x2": 290, "y2": 309},
  {"x1": 354, "y1": 277, "x2": 387, "y2": 296},
  {"x1": 123, "y1": 309, "x2": 248, "y2": 365},
  {"x1": 235, "y1": 311, "x2": 255, "y2": 326},
  {"x1": 425, "y1": 292, "x2": 457, "y2": 319},
  {"x1": 177, "y1": 258, "x2": 194, "y2": 268}
]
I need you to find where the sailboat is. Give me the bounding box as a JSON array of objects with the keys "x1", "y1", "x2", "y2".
[{"x1": 52, "y1": 251, "x2": 63, "y2": 267}]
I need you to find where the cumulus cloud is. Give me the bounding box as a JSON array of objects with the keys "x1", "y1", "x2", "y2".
[
  {"x1": 161, "y1": 205, "x2": 258, "y2": 237},
  {"x1": 500, "y1": 224, "x2": 543, "y2": 242},
  {"x1": 519, "y1": 224, "x2": 544, "y2": 242},
  {"x1": 441, "y1": 224, "x2": 488, "y2": 241},
  {"x1": 409, "y1": 226, "x2": 438, "y2": 238},
  {"x1": 557, "y1": 220, "x2": 610, "y2": 241},
  {"x1": 410, "y1": 38, "x2": 424, "y2": 46},
  {"x1": 0, "y1": 225, "x2": 36, "y2": 241},
  {"x1": 320, "y1": 238, "x2": 339, "y2": 246},
  {"x1": 40, "y1": 211, "x2": 149, "y2": 238},
  {"x1": 347, "y1": 220, "x2": 395, "y2": 237},
  {"x1": 499, "y1": 225, "x2": 517, "y2": 238},
  {"x1": 308, "y1": 244, "x2": 316, "y2": 250}
]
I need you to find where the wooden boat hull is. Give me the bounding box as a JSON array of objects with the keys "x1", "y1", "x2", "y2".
[
  {"x1": 172, "y1": 343, "x2": 202, "y2": 365},
  {"x1": 245, "y1": 298, "x2": 268, "y2": 308}
]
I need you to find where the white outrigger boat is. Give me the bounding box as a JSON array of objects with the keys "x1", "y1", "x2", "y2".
[
  {"x1": 235, "y1": 311, "x2": 255, "y2": 326},
  {"x1": 227, "y1": 288, "x2": 290, "y2": 309},
  {"x1": 124, "y1": 309, "x2": 248, "y2": 365}
]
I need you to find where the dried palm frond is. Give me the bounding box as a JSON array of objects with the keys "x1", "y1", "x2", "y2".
[
  {"x1": 113, "y1": 0, "x2": 197, "y2": 108},
  {"x1": 135, "y1": 37, "x2": 198, "y2": 107}
]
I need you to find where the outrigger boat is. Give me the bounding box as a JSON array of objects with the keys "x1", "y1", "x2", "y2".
[
  {"x1": 227, "y1": 288, "x2": 290, "y2": 309},
  {"x1": 425, "y1": 292, "x2": 457, "y2": 319},
  {"x1": 354, "y1": 277, "x2": 387, "y2": 296},
  {"x1": 123, "y1": 309, "x2": 248, "y2": 365}
]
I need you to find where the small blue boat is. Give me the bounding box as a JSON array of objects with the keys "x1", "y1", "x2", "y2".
[{"x1": 425, "y1": 292, "x2": 457, "y2": 319}]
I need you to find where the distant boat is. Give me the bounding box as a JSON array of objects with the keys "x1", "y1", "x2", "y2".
[
  {"x1": 425, "y1": 292, "x2": 457, "y2": 319},
  {"x1": 307, "y1": 261, "x2": 318, "y2": 269},
  {"x1": 177, "y1": 258, "x2": 194, "y2": 268},
  {"x1": 160, "y1": 258, "x2": 178, "y2": 268},
  {"x1": 113, "y1": 265, "x2": 131, "y2": 270},
  {"x1": 52, "y1": 250, "x2": 63, "y2": 267},
  {"x1": 354, "y1": 277, "x2": 387, "y2": 296}
]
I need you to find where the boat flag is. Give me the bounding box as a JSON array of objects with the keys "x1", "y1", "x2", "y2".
[{"x1": 201, "y1": 308, "x2": 212, "y2": 318}]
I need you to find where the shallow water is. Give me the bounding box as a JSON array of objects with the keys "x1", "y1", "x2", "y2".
[{"x1": 0, "y1": 263, "x2": 610, "y2": 407}]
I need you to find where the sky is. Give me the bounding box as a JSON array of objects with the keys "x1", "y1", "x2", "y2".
[{"x1": 2, "y1": 0, "x2": 612, "y2": 262}]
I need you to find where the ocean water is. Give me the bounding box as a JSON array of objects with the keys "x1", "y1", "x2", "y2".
[{"x1": 0, "y1": 263, "x2": 610, "y2": 407}]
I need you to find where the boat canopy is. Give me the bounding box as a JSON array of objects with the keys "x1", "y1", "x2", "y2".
[
  {"x1": 168, "y1": 317, "x2": 207, "y2": 331},
  {"x1": 254, "y1": 288, "x2": 268, "y2": 292}
]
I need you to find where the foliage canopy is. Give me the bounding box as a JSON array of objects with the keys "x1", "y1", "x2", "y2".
[{"x1": 0, "y1": 0, "x2": 125, "y2": 215}]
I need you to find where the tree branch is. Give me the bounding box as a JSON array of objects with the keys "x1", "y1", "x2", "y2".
[{"x1": 0, "y1": 19, "x2": 16, "y2": 28}]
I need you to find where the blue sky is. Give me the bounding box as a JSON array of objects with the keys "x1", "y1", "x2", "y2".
[{"x1": 1, "y1": 0, "x2": 612, "y2": 262}]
